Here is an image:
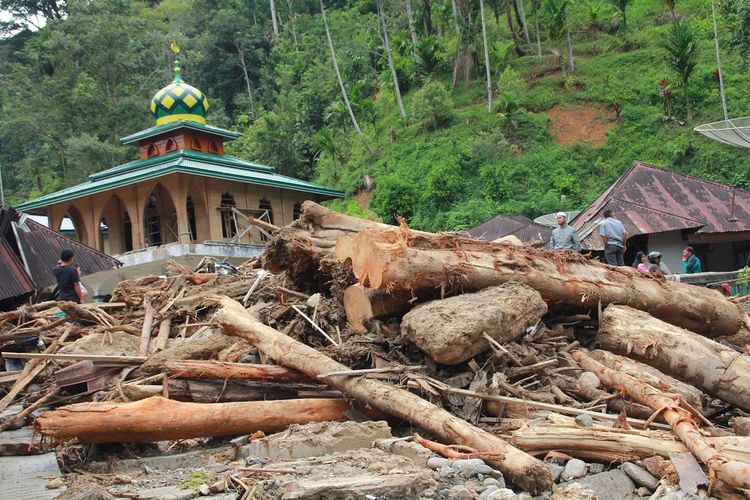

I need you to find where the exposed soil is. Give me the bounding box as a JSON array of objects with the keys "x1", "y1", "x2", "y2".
[
  {"x1": 353, "y1": 189, "x2": 373, "y2": 210},
  {"x1": 547, "y1": 103, "x2": 617, "y2": 147}
]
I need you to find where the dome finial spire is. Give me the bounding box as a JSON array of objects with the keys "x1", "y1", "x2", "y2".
[{"x1": 170, "y1": 41, "x2": 183, "y2": 83}]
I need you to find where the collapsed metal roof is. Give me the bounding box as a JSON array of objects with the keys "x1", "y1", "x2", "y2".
[
  {"x1": 0, "y1": 207, "x2": 121, "y2": 302},
  {"x1": 467, "y1": 214, "x2": 552, "y2": 243},
  {"x1": 572, "y1": 161, "x2": 750, "y2": 250}
]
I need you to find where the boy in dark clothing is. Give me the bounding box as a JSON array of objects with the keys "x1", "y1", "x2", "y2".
[{"x1": 52, "y1": 249, "x2": 85, "y2": 303}]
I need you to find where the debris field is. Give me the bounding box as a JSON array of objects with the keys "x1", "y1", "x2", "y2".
[{"x1": 2, "y1": 201, "x2": 750, "y2": 499}]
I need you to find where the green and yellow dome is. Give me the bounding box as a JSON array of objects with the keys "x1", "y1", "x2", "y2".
[{"x1": 150, "y1": 46, "x2": 209, "y2": 126}]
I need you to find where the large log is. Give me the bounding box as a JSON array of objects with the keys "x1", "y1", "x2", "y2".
[
  {"x1": 507, "y1": 420, "x2": 750, "y2": 463},
  {"x1": 588, "y1": 349, "x2": 704, "y2": 410},
  {"x1": 211, "y1": 296, "x2": 552, "y2": 494},
  {"x1": 34, "y1": 396, "x2": 350, "y2": 443},
  {"x1": 598, "y1": 305, "x2": 750, "y2": 413},
  {"x1": 342, "y1": 284, "x2": 412, "y2": 333},
  {"x1": 334, "y1": 227, "x2": 745, "y2": 338},
  {"x1": 571, "y1": 350, "x2": 750, "y2": 490},
  {"x1": 164, "y1": 360, "x2": 311, "y2": 383}
]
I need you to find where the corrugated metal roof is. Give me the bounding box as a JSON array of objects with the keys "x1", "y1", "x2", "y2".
[
  {"x1": 0, "y1": 239, "x2": 35, "y2": 301},
  {"x1": 572, "y1": 161, "x2": 750, "y2": 249},
  {"x1": 120, "y1": 121, "x2": 241, "y2": 144},
  {"x1": 14, "y1": 218, "x2": 121, "y2": 290},
  {"x1": 16, "y1": 149, "x2": 344, "y2": 212},
  {"x1": 468, "y1": 215, "x2": 552, "y2": 243}
]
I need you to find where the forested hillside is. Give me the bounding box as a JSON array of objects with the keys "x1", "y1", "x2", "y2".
[{"x1": 2, "y1": 0, "x2": 750, "y2": 231}]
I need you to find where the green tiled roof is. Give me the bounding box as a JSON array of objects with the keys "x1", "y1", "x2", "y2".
[
  {"x1": 16, "y1": 149, "x2": 343, "y2": 212},
  {"x1": 120, "y1": 121, "x2": 241, "y2": 145}
]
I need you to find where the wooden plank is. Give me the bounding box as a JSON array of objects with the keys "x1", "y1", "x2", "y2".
[
  {"x1": 1, "y1": 353, "x2": 146, "y2": 364},
  {"x1": 0, "y1": 372, "x2": 21, "y2": 385}
]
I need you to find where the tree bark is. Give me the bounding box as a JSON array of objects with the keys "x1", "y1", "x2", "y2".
[
  {"x1": 512, "y1": 0, "x2": 532, "y2": 52},
  {"x1": 598, "y1": 305, "x2": 750, "y2": 413},
  {"x1": 504, "y1": 0, "x2": 528, "y2": 55},
  {"x1": 138, "y1": 299, "x2": 155, "y2": 356},
  {"x1": 378, "y1": 2, "x2": 408, "y2": 123},
  {"x1": 269, "y1": 0, "x2": 280, "y2": 37},
  {"x1": 139, "y1": 331, "x2": 242, "y2": 374},
  {"x1": 320, "y1": 0, "x2": 362, "y2": 134},
  {"x1": 35, "y1": 396, "x2": 350, "y2": 443},
  {"x1": 285, "y1": 0, "x2": 298, "y2": 46},
  {"x1": 235, "y1": 41, "x2": 257, "y2": 117},
  {"x1": 507, "y1": 420, "x2": 750, "y2": 464},
  {"x1": 332, "y1": 221, "x2": 746, "y2": 338},
  {"x1": 164, "y1": 360, "x2": 311, "y2": 383},
  {"x1": 122, "y1": 379, "x2": 329, "y2": 403},
  {"x1": 588, "y1": 349, "x2": 703, "y2": 410},
  {"x1": 533, "y1": 0, "x2": 542, "y2": 58},
  {"x1": 480, "y1": 0, "x2": 493, "y2": 112},
  {"x1": 451, "y1": 0, "x2": 462, "y2": 35},
  {"x1": 212, "y1": 296, "x2": 553, "y2": 494},
  {"x1": 422, "y1": 0, "x2": 433, "y2": 35},
  {"x1": 405, "y1": 0, "x2": 420, "y2": 46},
  {"x1": 571, "y1": 350, "x2": 750, "y2": 490},
  {"x1": 565, "y1": 29, "x2": 574, "y2": 72},
  {"x1": 342, "y1": 284, "x2": 411, "y2": 333}
]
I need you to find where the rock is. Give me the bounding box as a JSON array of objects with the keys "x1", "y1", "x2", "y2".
[
  {"x1": 547, "y1": 463, "x2": 564, "y2": 482},
  {"x1": 484, "y1": 478, "x2": 500, "y2": 486},
  {"x1": 486, "y1": 488, "x2": 517, "y2": 500},
  {"x1": 480, "y1": 486, "x2": 501, "y2": 500},
  {"x1": 621, "y1": 462, "x2": 659, "y2": 490},
  {"x1": 643, "y1": 456, "x2": 666, "y2": 478},
  {"x1": 517, "y1": 493, "x2": 533, "y2": 500},
  {"x1": 67, "y1": 486, "x2": 115, "y2": 500},
  {"x1": 306, "y1": 293, "x2": 321, "y2": 308},
  {"x1": 493, "y1": 235, "x2": 523, "y2": 246},
  {"x1": 636, "y1": 487, "x2": 652, "y2": 496},
  {"x1": 561, "y1": 459, "x2": 587, "y2": 481},
  {"x1": 401, "y1": 283, "x2": 547, "y2": 365},
  {"x1": 550, "y1": 482, "x2": 597, "y2": 499},
  {"x1": 46, "y1": 478, "x2": 65, "y2": 489},
  {"x1": 136, "y1": 485, "x2": 198, "y2": 500},
  {"x1": 569, "y1": 470, "x2": 636, "y2": 500},
  {"x1": 427, "y1": 457, "x2": 451, "y2": 469},
  {"x1": 578, "y1": 372, "x2": 601, "y2": 389},
  {"x1": 574, "y1": 415, "x2": 593, "y2": 428},
  {"x1": 448, "y1": 485, "x2": 474, "y2": 500},
  {"x1": 451, "y1": 458, "x2": 493, "y2": 475},
  {"x1": 198, "y1": 483, "x2": 210, "y2": 496},
  {"x1": 587, "y1": 463, "x2": 605, "y2": 474},
  {"x1": 731, "y1": 416, "x2": 750, "y2": 436},
  {"x1": 374, "y1": 438, "x2": 433, "y2": 466}
]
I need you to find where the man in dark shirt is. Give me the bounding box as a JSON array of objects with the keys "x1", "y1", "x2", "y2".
[{"x1": 52, "y1": 249, "x2": 84, "y2": 303}]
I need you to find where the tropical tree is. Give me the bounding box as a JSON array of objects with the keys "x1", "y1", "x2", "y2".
[
  {"x1": 663, "y1": 19, "x2": 697, "y2": 120},
  {"x1": 377, "y1": 1, "x2": 408, "y2": 122},
  {"x1": 543, "y1": 0, "x2": 573, "y2": 74},
  {"x1": 611, "y1": 0, "x2": 631, "y2": 30}
]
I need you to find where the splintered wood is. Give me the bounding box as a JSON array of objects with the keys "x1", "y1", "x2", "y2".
[{"x1": 3, "y1": 201, "x2": 750, "y2": 497}]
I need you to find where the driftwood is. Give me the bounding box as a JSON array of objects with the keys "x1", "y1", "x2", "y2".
[
  {"x1": 571, "y1": 349, "x2": 750, "y2": 489},
  {"x1": 137, "y1": 299, "x2": 155, "y2": 356},
  {"x1": 507, "y1": 420, "x2": 750, "y2": 463},
  {"x1": 588, "y1": 349, "x2": 704, "y2": 410},
  {"x1": 34, "y1": 396, "x2": 351, "y2": 443},
  {"x1": 334, "y1": 225, "x2": 745, "y2": 338},
  {"x1": 598, "y1": 305, "x2": 750, "y2": 413},
  {"x1": 121, "y1": 379, "x2": 331, "y2": 403},
  {"x1": 139, "y1": 331, "x2": 241, "y2": 373},
  {"x1": 211, "y1": 295, "x2": 553, "y2": 494},
  {"x1": 164, "y1": 360, "x2": 310, "y2": 383},
  {"x1": 342, "y1": 284, "x2": 411, "y2": 333}
]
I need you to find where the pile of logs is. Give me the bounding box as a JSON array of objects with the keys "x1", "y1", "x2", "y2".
[{"x1": 2, "y1": 201, "x2": 750, "y2": 496}]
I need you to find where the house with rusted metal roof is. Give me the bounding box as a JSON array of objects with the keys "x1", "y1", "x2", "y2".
[
  {"x1": 0, "y1": 207, "x2": 120, "y2": 309},
  {"x1": 467, "y1": 215, "x2": 551, "y2": 245},
  {"x1": 14, "y1": 46, "x2": 342, "y2": 260},
  {"x1": 571, "y1": 160, "x2": 750, "y2": 273}
]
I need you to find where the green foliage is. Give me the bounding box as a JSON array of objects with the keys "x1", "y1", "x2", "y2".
[
  {"x1": 411, "y1": 80, "x2": 454, "y2": 131},
  {"x1": 610, "y1": 0, "x2": 631, "y2": 28},
  {"x1": 543, "y1": 0, "x2": 571, "y2": 41},
  {"x1": 662, "y1": 19, "x2": 697, "y2": 117},
  {"x1": 724, "y1": 0, "x2": 750, "y2": 60},
  {"x1": 179, "y1": 471, "x2": 212, "y2": 491},
  {"x1": 489, "y1": 40, "x2": 515, "y2": 71},
  {"x1": 584, "y1": 0, "x2": 609, "y2": 28}
]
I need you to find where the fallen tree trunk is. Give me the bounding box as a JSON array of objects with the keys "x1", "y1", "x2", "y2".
[
  {"x1": 507, "y1": 421, "x2": 750, "y2": 464},
  {"x1": 342, "y1": 285, "x2": 411, "y2": 333},
  {"x1": 334, "y1": 227, "x2": 745, "y2": 338},
  {"x1": 588, "y1": 349, "x2": 704, "y2": 410},
  {"x1": 164, "y1": 360, "x2": 311, "y2": 383},
  {"x1": 34, "y1": 396, "x2": 351, "y2": 443},
  {"x1": 121, "y1": 379, "x2": 332, "y2": 403},
  {"x1": 598, "y1": 305, "x2": 750, "y2": 413},
  {"x1": 212, "y1": 295, "x2": 552, "y2": 494},
  {"x1": 571, "y1": 349, "x2": 750, "y2": 490},
  {"x1": 139, "y1": 331, "x2": 243, "y2": 374}
]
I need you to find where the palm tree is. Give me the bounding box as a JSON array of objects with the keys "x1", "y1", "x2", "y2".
[{"x1": 663, "y1": 20, "x2": 697, "y2": 120}]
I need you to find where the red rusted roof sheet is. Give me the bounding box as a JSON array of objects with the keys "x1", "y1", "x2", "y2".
[
  {"x1": 14, "y1": 217, "x2": 121, "y2": 290},
  {"x1": 0, "y1": 239, "x2": 35, "y2": 301},
  {"x1": 468, "y1": 215, "x2": 552, "y2": 243},
  {"x1": 572, "y1": 161, "x2": 750, "y2": 249}
]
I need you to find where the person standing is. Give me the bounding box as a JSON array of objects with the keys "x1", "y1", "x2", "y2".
[
  {"x1": 52, "y1": 249, "x2": 85, "y2": 303},
  {"x1": 599, "y1": 209, "x2": 627, "y2": 266},
  {"x1": 682, "y1": 246, "x2": 702, "y2": 274},
  {"x1": 548, "y1": 212, "x2": 581, "y2": 252}
]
